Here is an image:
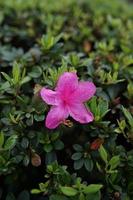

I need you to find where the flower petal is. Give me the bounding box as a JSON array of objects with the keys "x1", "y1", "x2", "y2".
[
  {"x1": 71, "y1": 81, "x2": 96, "y2": 103},
  {"x1": 69, "y1": 103, "x2": 94, "y2": 123},
  {"x1": 40, "y1": 88, "x2": 58, "y2": 105},
  {"x1": 45, "y1": 106, "x2": 69, "y2": 129},
  {"x1": 56, "y1": 72, "x2": 78, "y2": 94}
]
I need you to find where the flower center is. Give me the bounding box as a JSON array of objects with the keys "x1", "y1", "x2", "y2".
[
  {"x1": 63, "y1": 99, "x2": 69, "y2": 106},
  {"x1": 59, "y1": 90, "x2": 73, "y2": 106}
]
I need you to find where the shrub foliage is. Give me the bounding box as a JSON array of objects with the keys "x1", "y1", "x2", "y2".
[{"x1": 0, "y1": 0, "x2": 133, "y2": 199}]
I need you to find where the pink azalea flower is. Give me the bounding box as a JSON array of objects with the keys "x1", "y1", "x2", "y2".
[{"x1": 40, "y1": 72, "x2": 96, "y2": 129}]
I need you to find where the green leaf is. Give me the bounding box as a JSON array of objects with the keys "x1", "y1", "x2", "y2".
[
  {"x1": 98, "y1": 99, "x2": 109, "y2": 118},
  {"x1": 99, "y1": 145, "x2": 108, "y2": 164},
  {"x1": 1, "y1": 72, "x2": 12, "y2": 84},
  {"x1": 73, "y1": 144, "x2": 83, "y2": 152},
  {"x1": 96, "y1": 162, "x2": 102, "y2": 172},
  {"x1": 70, "y1": 54, "x2": 80, "y2": 66},
  {"x1": 45, "y1": 151, "x2": 57, "y2": 165},
  {"x1": 31, "y1": 189, "x2": 41, "y2": 194},
  {"x1": 12, "y1": 61, "x2": 20, "y2": 84},
  {"x1": 122, "y1": 106, "x2": 133, "y2": 128},
  {"x1": 83, "y1": 184, "x2": 103, "y2": 194},
  {"x1": 84, "y1": 158, "x2": 94, "y2": 172},
  {"x1": 39, "y1": 182, "x2": 47, "y2": 191},
  {"x1": 74, "y1": 159, "x2": 84, "y2": 170},
  {"x1": 0, "y1": 132, "x2": 4, "y2": 148},
  {"x1": 0, "y1": 81, "x2": 10, "y2": 91},
  {"x1": 41, "y1": 34, "x2": 55, "y2": 50},
  {"x1": 109, "y1": 155, "x2": 120, "y2": 170},
  {"x1": 21, "y1": 76, "x2": 31, "y2": 85},
  {"x1": 86, "y1": 191, "x2": 101, "y2": 200},
  {"x1": 60, "y1": 186, "x2": 78, "y2": 196},
  {"x1": 71, "y1": 152, "x2": 82, "y2": 160},
  {"x1": 4, "y1": 135, "x2": 18, "y2": 150},
  {"x1": 28, "y1": 66, "x2": 42, "y2": 78},
  {"x1": 17, "y1": 190, "x2": 30, "y2": 200},
  {"x1": 34, "y1": 114, "x2": 44, "y2": 122},
  {"x1": 23, "y1": 155, "x2": 30, "y2": 166},
  {"x1": 0, "y1": 155, "x2": 6, "y2": 165},
  {"x1": 54, "y1": 140, "x2": 64, "y2": 150},
  {"x1": 6, "y1": 193, "x2": 16, "y2": 200},
  {"x1": 79, "y1": 193, "x2": 85, "y2": 200},
  {"x1": 88, "y1": 96, "x2": 97, "y2": 117},
  {"x1": 21, "y1": 137, "x2": 29, "y2": 149},
  {"x1": 44, "y1": 144, "x2": 53, "y2": 153},
  {"x1": 51, "y1": 132, "x2": 59, "y2": 141}
]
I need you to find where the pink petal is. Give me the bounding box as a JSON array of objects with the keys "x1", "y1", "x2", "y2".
[
  {"x1": 71, "y1": 81, "x2": 96, "y2": 103},
  {"x1": 56, "y1": 72, "x2": 78, "y2": 95},
  {"x1": 45, "y1": 105, "x2": 69, "y2": 129},
  {"x1": 68, "y1": 103, "x2": 94, "y2": 123},
  {"x1": 40, "y1": 88, "x2": 58, "y2": 105}
]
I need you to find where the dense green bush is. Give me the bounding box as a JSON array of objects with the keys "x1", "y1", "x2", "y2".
[{"x1": 0, "y1": 0, "x2": 133, "y2": 199}]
